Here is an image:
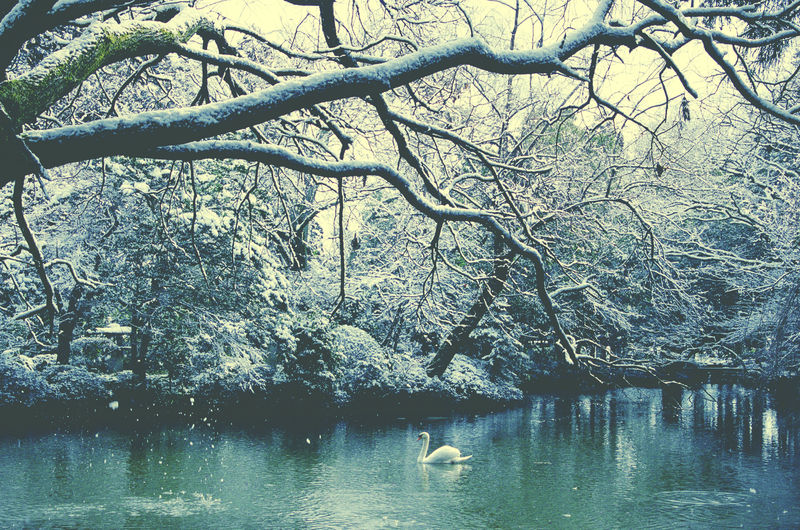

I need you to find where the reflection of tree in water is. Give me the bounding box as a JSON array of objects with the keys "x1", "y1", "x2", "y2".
[
  {"x1": 661, "y1": 385, "x2": 682, "y2": 424},
  {"x1": 126, "y1": 430, "x2": 182, "y2": 497},
  {"x1": 125, "y1": 428, "x2": 227, "y2": 501},
  {"x1": 687, "y1": 386, "x2": 799, "y2": 460},
  {"x1": 51, "y1": 443, "x2": 74, "y2": 502},
  {"x1": 532, "y1": 386, "x2": 799, "y2": 495}
]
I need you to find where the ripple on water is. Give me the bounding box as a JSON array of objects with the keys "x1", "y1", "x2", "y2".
[
  {"x1": 645, "y1": 490, "x2": 754, "y2": 527},
  {"x1": 4, "y1": 493, "x2": 226, "y2": 526},
  {"x1": 123, "y1": 493, "x2": 226, "y2": 517}
]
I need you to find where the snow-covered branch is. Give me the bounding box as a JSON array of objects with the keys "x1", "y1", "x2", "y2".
[
  {"x1": 0, "y1": 6, "x2": 222, "y2": 128},
  {"x1": 131, "y1": 139, "x2": 579, "y2": 363},
  {"x1": 5, "y1": 8, "x2": 630, "y2": 184}
]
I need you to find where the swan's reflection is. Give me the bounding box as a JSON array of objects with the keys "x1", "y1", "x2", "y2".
[{"x1": 418, "y1": 462, "x2": 471, "y2": 491}]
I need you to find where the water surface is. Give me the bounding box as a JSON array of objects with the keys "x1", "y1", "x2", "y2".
[{"x1": 1, "y1": 385, "x2": 798, "y2": 528}]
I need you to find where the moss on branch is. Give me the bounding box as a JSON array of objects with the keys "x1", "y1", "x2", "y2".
[{"x1": 0, "y1": 7, "x2": 220, "y2": 128}]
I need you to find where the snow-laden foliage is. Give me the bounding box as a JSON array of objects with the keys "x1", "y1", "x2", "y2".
[
  {"x1": 1, "y1": 321, "x2": 522, "y2": 415},
  {"x1": 191, "y1": 355, "x2": 274, "y2": 401},
  {"x1": 0, "y1": 351, "x2": 131, "y2": 406},
  {"x1": 0, "y1": 350, "x2": 52, "y2": 406},
  {"x1": 332, "y1": 325, "x2": 522, "y2": 405},
  {"x1": 4, "y1": 0, "x2": 800, "y2": 417}
]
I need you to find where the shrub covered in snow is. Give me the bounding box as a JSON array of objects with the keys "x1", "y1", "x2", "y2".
[
  {"x1": 40, "y1": 363, "x2": 113, "y2": 401},
  {"x1": 331, "y1": 325, "x2": 522, "y2": 406},
  {"x1": 0, "y1": 320, "x2": 523, "y2": 420},
  {"x1": 272, "y1": 314, "x2": 343, "y2": 394},
  {"x1": 0, "y1": 352, "x2": 129, "y2": 405},
  {"x1": 191, "y1": 356, "x2": 273, "y2": 403},
  {"x1": 441, "y1": 356, "x2": 523, "y2": 403},
  {"x1": 0, "y1": 351, "x2": 53, "y2": 406}
]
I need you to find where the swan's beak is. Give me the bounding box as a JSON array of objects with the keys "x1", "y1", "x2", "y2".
[{"x1": 416, "y1": 434, "x2": 422, "y2": 441}]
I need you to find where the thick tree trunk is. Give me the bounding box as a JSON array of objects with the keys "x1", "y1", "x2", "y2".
[
  {"x1": 427, "y1": 241, "x2": 513, "y2": 378},
  {"x1": 56, "y1": 284, "x2": 83, "y2": 364},
  {"x1": 292, "y1": 211, "x2": 315, "y2": 270}
]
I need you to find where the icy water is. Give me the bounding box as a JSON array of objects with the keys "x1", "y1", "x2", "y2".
[{"x1": 1, "y1": 385, "x2": 799, "y2": 528}]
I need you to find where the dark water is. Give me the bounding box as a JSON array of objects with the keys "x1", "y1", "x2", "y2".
[{"x1": 1, "y1": 385, "x2": 798, "y2": 528}]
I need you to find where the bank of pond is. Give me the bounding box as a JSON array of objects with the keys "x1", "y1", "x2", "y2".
[
  {"x1": 0, "y1": 385, "x2": 798, "y2": 528},
  {"x1": 1, "y1": 342, "x2": 798, "y2": 431}
]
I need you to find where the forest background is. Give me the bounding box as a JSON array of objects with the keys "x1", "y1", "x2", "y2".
[{"x1": 1, "y1": 0, "x2": 799, "y2": 411}]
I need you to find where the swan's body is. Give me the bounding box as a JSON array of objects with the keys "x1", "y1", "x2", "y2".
[{"x1": 416, "y1": 432, "x2": 472, "y2": 464}]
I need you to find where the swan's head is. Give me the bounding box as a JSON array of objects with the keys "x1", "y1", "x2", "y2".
[{"x1": 417, "y1": 432, "x2": 429, "y2": 441}]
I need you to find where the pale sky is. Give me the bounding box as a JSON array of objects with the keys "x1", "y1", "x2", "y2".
[{"x1": 199, "y1": 0, "x2": 741, "y2": 130}]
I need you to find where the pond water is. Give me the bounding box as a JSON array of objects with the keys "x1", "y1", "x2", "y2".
[{"x1": 1, "y1": 385, "x2": 798, "y2": 528}]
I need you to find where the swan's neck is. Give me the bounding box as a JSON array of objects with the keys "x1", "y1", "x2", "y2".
[{"x1": 417, "y1": 435, "x2": 429, "y2": 463}]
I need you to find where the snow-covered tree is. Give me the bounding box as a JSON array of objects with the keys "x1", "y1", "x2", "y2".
[{"x1": 4, "y1": 0, "x2": 800, "y2": 378}]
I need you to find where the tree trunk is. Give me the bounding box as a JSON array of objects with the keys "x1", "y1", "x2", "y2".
[
  {"x1": 768, "y1": 282, "x2": 800, "y2": 374},
  {"x1": 427, "y1": 241, "x2": 513, "y2": 378},
  {"x1": 130, "y1": 307, "x2": 151, "y2": 380},
  {"x1": 55, "y1": 284, "x2": 83, "y2": 364}
]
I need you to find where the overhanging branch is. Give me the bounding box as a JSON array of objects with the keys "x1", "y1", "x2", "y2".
[
  {"x1": 0, "y1": 6, "x2": 222, "y2": 127},
  {"x1": 9, "y1": 14, "x2": 629, "y2": 185}
]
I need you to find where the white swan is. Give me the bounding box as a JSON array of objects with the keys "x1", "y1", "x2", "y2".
[{"x1": 416, "y1": 432, "x2": 472, "y2": 464}]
